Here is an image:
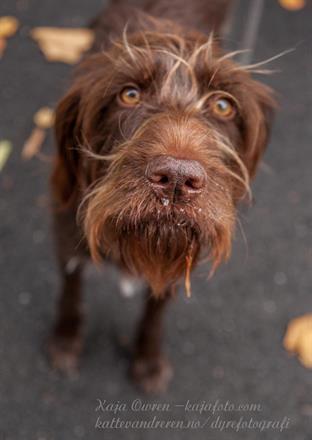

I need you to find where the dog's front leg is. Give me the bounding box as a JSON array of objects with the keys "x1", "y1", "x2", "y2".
[
  {"x1": 131, "y1": 290, "x2": 173, "y2": 393},
  {"x1": 48, "y1": 208, "x2": 85, "y2": 375}
]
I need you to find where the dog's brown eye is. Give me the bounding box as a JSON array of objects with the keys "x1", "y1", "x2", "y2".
[
  {"x1": 211, "y1": 97, "x2": 236, "y2": 119},
  {"x1": 119, "y1": 87, "x2": 141, "y2": 106}
]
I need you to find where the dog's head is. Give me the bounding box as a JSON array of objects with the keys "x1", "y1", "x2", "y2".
[{"x1": 53, "y1": 20, "x2": 275, "y2": 295}]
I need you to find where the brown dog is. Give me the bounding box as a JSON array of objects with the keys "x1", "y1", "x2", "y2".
[{"x1": 49, "y1": 0, "x2": 275, "y2": 393}]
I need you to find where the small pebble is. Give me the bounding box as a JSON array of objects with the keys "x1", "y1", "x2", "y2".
[
  {"x1": 295, "y1": 223, "x2": 309, "y2": 238},
  {"x1": 263, "y1": 300, "x2": 276, "y2": 314},
  {"x1": 182, "y1": 341, "x2": 195, "y2": 356},
  {"x1": 74, "y1": 425, "x2": 85, "y2": 437},
  {"x1": 274, "y1": 271, "x2": 287, "y2": 286},
  {"x1": 66, "y1": 257, "x2": 81, "y2": 274},
  {"x1": 33, "y1": 230, "x2": 45, "y2": 244},
  {"x1": 301, "y1": 404, "x2": 312, "y2": 417},
  {"x1": 212, "y1": 366, "x2": 225, "y2": 379},
  {"x1": 19, "y1": 291, "x2": 31, "y2": 306}
]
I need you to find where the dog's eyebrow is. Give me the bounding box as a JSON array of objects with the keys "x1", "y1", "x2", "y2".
[
  {"x1": 154, "y1": 49, "x2": 192, "y2": 69},
  {"x1": 194, "y1": 90, "x2": 241, "y2": 111},
  {"x1": 122, "y1": 23, "x2": 139, "y2": 63},
  {"x1": 188, "y1": 32, "x2": 215, "y2": 64}
]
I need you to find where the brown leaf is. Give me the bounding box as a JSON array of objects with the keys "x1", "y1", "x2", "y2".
[
  {"x1": 185, "y1": 254, "x2": 192, "y2": 298},
  {"x1": 0, "y1": 38, "x2": 7, "y2": 58},
  {"x1": 284, "y1": 314, "x2": 312, "y2": 368},
  {"x1": 0, "y1": 16, "x2": 19, "y2": 38},
  {"x1": 22, "y1": 127, "x2": 46, "y2": 160},
  {"x1": 31, "y1": 27, "x2": 94, "y2": 64}
]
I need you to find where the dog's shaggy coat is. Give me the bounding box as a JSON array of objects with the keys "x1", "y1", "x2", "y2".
[{"x1": 49, "y1": 0, "x2": 275, "y2": 392}]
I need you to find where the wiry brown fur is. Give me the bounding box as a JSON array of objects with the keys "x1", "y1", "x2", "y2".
[
  {"x1": 52, "y1": 17, "x2": 274, "y2": 294},
  {"x1": 81, "y1": 113, "x2": 237, "y2": 294},
  {"x1": 49, "y1": 0, "x2": 275, "y2": 391}
]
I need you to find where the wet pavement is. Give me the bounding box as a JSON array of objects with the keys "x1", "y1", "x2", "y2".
[{"x1": 0, "y1": 1, "x2": 312, "y2": 439}]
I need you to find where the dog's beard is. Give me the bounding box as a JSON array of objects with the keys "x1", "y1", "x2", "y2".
[
  {"x1": 82, "y1": 169, "x2": 236, "y2": 296},
  {"x1": 103, "y1": 214, "x2": 201, "y2": 295}
]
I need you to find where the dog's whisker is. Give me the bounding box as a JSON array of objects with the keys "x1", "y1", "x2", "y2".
[
  {"x1": 77, "y1": 144, "x2": 118, "y2": 162},
  {"x1": 235, "y1": 47, "x2": 295, "y2": 72},
  {"x1": 211, "y1": 133, "x2": 251, "y2": 188},
  {"x1": 246, "y1": 68, "x2": 279, "y2": 75},
  {"x1": 217, "y1": 48, "x2": 251, "y2": 63},
  {"x1": 236, "y1": 214, "x2": 249, "y2": 262}
]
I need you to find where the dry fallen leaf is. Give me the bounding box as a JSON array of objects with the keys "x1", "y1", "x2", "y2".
[
  {"x1": 284, "y1": 314, "x2": 312, "y2": 368},
  {"x1": 22, "y1": 107, "x2": 55, "y2": 160},
  {"x1": 278, "y1": 0, "x2": 305, "y2": 10},
  {"x1": 0, "y1": 140, "x2": 12, "y2": 171},
  {"x1": 31, "y1": 27, "x2": 94, "y2": 64},
  {"x1": 0, "y1": 37, "x2": 7, "y2": 58},
  {"x1": 34, "y1": 107, "x2": 55, "y2": 129},
  {"x1": 0, "y1": 16, "x2": 19, "y2": 38},
  {"x1": 0, "y1": 16, "x2": 19, "y2": 59},
  {"x1": 22, "y1": 127, "x2": 46, "y2": 160}
]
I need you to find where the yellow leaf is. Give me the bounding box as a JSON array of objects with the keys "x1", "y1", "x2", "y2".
[
  {"x1": 31, "y1": 27, "x2": 94, "y2": 64},
  {"x1": 0, "y1": 16, "x2": 19, "y2": 38},
  {"x1": 34, "y1": 107, "x2": 55, "y2": 129},
  {"x1": 284, "y1": 314, "x2": 312, "y2": 368},
  {"x1": 0, "y1": 140, "x2": 12, "y2": 171}
]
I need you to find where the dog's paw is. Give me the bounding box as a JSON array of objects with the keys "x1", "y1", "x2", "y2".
[
  {"x1": 48, "y1": 334, "x2": 82, "y2": 376},
  {"x1": 131, "y1": 356, "x2": 173, "y2": 394}
]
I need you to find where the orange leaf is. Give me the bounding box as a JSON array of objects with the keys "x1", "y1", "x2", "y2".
[
  {"x1": 22, "y1": 127, "x2": 46, "y2": 160},
  {"x1": 278, "y1": 0, "x2": 305, "y2": 11},
  {"x1": 284, "y1": 314, "x2": 312, "y2": 368},
  {"x1": 34, "y1": 107, "x2": 55, "y2": 129},
  {"x1": 0, "y1": 16, "x2": 19, "y2": 38}
]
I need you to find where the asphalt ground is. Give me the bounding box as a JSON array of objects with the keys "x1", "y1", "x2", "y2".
[{"x1": 0, "y1": 1, "x2": 312, "y2": 439}]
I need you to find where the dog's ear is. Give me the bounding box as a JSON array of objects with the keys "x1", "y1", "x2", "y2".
[
  {"x1": 51, "y1": 87, "x2": 82, "y2": 206},
  {"x1": 240, "y1": 80, "x2": 276, "y2": 178}
]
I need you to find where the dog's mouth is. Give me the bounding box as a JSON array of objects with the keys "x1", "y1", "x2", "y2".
[
  {"x1": 125, "y1": 200, "x2": 203, "y2": 227},
  {"x1": 110, "y1": 207, "x2": 202, "y2": 295},
  {"x1": 114, "y1": 199, "x2": 205, "y2": 250}
]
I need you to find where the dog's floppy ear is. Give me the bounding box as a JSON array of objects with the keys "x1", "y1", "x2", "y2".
[
  {"x1": 51, "y1": 87, "x2": 83, "y2": 206},
  {"x1": 240, "y1": 80, "x2": 276, "y2": 178}
]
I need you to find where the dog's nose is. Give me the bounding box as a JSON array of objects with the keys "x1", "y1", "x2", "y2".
[{"x1": 146, "y1": 156, "x2": 206, "y2": 202}]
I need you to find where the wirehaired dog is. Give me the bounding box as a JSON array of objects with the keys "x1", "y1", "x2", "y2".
[{"x1": 49, "y1": 0, "x2": 275, "y2": 392}]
